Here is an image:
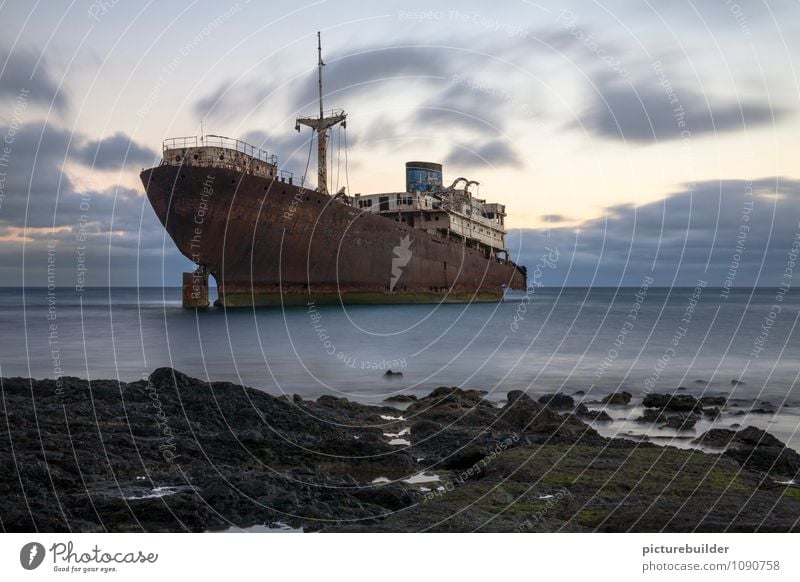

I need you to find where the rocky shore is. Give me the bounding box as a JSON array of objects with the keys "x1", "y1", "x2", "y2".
[{"x1": 1, "y1": 369, "x2": 799, "y2": 532}]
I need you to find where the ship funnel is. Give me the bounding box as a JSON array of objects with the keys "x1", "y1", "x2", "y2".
[{"x1": 406, "y1": 161, "x2": 442, "y2": 193}]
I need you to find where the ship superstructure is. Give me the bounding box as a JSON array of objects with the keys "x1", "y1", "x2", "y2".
[{"x1": 141, "y1": 33, "x2": 526, "y2": 307}]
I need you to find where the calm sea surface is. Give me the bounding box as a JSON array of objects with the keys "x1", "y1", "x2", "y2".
[{"x1": 0, "y1": 286, "x2": 797, "y2": 399}]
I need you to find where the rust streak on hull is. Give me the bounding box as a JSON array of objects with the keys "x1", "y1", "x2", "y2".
[{"x1": 141, "y1": 164, "x2": 526, "y2": 307}]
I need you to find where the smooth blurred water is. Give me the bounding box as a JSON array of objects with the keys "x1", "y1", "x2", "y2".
[{"x1": 1, "y1": 286, "x2": 799, "y2": 409}]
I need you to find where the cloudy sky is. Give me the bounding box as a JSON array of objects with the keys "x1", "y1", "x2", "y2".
[{"x1": 1, "y1": 0, "x2": 799, "y2": 287}]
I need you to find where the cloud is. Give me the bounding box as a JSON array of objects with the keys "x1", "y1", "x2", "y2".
[
  {"x1": 445, "y1": 138, "x2": 522, "y2": 168},
  {"x1": 0, "y1": 121, "x2": 155, "y2": 228},
  {"x1": 541, "y1": 214, "x2": 569, "y2": 223},
  {"x1": 75, "y1": 132, "x2": 159, "y2": 170},
  {"x1": 0, "y1": 118, "x2": 189, "y2": 286},
  {"x1": 0, "y1": 48, "x2": 68, "y2": 112},
  {"x1": 507, "y1": 177, "x2": 800, "y2": 287},
  {"x1": 576, "y1": 72, "x2": 783, "y2": 143},
  {"x1": 195, "y1": 45, "x2": 455, "y2": 121}
]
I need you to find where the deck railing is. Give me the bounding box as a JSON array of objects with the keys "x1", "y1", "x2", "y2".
[
  {"x1": 162, "y1": 134, "x2": 293, "y2": 182},
  {"x1": 163, "y1": 135, "x2": 278, "y2": 166}
]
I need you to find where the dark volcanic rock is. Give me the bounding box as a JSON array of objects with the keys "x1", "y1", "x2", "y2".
[
  {"x1": 537, "y1": 392, "x2": 575, "y2": 410},
  {"x1": 506, "y1": 395, "x2": 597, "y2": 438},
  {"x1": 576, "y1": 409, "x2": 614, "y2": 422},
  {"x1": 406, "y1": 386, "x2": 489, "y2": 413},
  {"x1": 659, "y1": 414, "x2": 697, "y2": 431},
  {"x1": 4, "y1": 369, "x2": 800, "y2": 533},
  {"x1": 439, "y1": 444, "x2": 489, "y2": 470},
  {"x1": 700, "y1": 396, "x2": 727, "y2": 406},
  {"x1": 693, "y1": 428, "x2": 738, "y2": 448},
  {"x1": 635, "y1": 408, "x2": 667, "y2": 424},
  {"x1": 693, "y1": 426, "x2": 800, "y2": 478},
  {"x1": 601, "y1": 391, "x2": 632, "y2": 405},
  {"x1": 384, "y1": 394, "x2": 417, "y2": 403},
  {"x1": 409, "y1": 419, "x2": 442, "y2": 442},
  {"x1": 642, "y1": 393, "x2": 702, "y2": 412}
]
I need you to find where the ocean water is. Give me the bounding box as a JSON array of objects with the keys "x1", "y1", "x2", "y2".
[
  {"x1": 1, "y1": 286, "x2": 799, "y2": 446},
  {"x1": 1, "y1": 286, "x2": 799, "y2": 399}
]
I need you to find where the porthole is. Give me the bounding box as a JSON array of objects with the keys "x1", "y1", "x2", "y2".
[
  {"x1": 193, "y1": 154, "x2": 199, "y2": 160},
  {"x1": 175, "y1": 155, "x2": 181, "y2": 162}
]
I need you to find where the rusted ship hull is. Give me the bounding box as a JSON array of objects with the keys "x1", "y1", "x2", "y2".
[{"x1": 141, "y1": 164, "x2": 526, "y2": 306}]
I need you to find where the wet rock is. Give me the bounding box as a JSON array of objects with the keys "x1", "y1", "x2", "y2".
[
  {"x1": 503, "y1": 392, "x2": 596, "y2": 438},
  {"x1": 409, "y1": 419, "x2": 441, "y2": 442},
  {"x1": 316, "y1": 394, "x2": 355, "y2": 409},
  {"x1": 731, "y1": 379, "x2": 746, "y2": 386},
  {"x1": 439, "y1": 444, "x2": 488, "y2": 470},
  {"x1": 735, "y1": 426, "x2": 785, "y2": 448},
  {"x1": 355, "y1": 483, "x2": 416, "y2": 511},
  {"x1": 693, "y1": 426, "x2": 800, "y2": 478},
  {"x1": 384, "y1": 394, "x2": 417, "y2": 403},
  {"x1": 601, "y1": 391, "x2": 632, "y2": 405},
  {"x1": 636, "y1": 408, "x2": 667, "y2": 424},
  {"x1": 702, "y1": 407, "x2": 721, "y2": 419},
  {"x1": 700, "y1": 396, "x2": 727, "y2": 406},
  {"x1": 573, "y1": 390, "x2": 586, "y2": 396},
  {"x1": 693, "y1": 429, "x2": 737, "y2": 448},
  {"x1": 642, "y1": 393, "x2": 702, "y2": 412},
  {"x1": 384, "y1": 370, "x2": 403, "y2": 377},
  {"x1": 406, "y1": 387, "x2": 488, "y2": 413},
  {"x1": 6, "y1": 368, "x2": 800, "y2": 533},
  {"x1": 537, "y1": 393, "x2": 575, "y2": 410},
  {"x1": 659, "y1": 414, "x2": 697, "y2": 431},
  {"x1": 201, "y1": 482, "x2": 236, "y2": 502},
  {"x1": 504, "y1": 393, "x2": 561, "y2": 429},
  {"x1": 577, "y1": 409, "x2": 614, "y2": 422}
]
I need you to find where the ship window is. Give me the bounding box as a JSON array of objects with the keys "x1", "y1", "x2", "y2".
[
  {"x1": 435, "y1": 216, "x2": 439, "y2": 221},
  {"x1": 193, "y1": 154, "x2": 199, "y2": 160},
  {"x1": 219, "y1": 155, "x2": 225, "y2": 160},
  {"x1": 175, "y1": 155, "x2": 181, "y2": 162}
]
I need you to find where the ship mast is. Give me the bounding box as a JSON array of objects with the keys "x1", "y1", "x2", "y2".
[{"x1": 296, "y1": 31, "x2": 346, "y2": 195}]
